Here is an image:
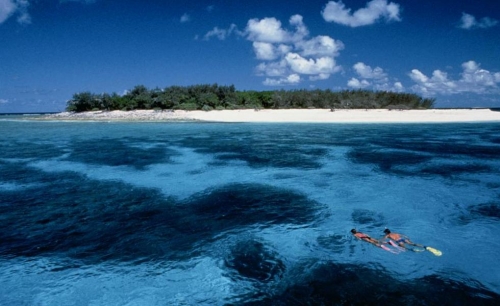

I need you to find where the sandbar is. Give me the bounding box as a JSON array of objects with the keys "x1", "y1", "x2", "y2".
[{"x1": 39, "y1": 109, "x2": 500, "y2": 123}]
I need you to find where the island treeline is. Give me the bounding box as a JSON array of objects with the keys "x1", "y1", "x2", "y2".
[{"x1": 66, "y1": 84, "x2": 435, "y2": 112}]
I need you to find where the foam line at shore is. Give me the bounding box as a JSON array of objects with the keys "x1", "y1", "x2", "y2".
[{"x1": 38, "y1": 109, "x2": 500, "y2": 123}]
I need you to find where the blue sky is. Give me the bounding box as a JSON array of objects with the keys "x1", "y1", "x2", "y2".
[{"x1": 1, "y1": 0, "x2": 499, "y2": 112}]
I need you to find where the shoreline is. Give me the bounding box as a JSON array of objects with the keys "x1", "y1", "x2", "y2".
[{"x1": 31, "y1": 108, "x2": 500, "y2": 123}]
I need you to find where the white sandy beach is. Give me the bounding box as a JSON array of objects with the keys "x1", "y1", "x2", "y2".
[{"x1": 41, "y1": 108, "x2": 500, "y2": 123}]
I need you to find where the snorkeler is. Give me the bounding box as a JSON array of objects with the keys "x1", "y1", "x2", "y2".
[
  {"x1": 351, "y1": 229, "x2": 382, "y2": 247},
  {"x1": 352, "y1": 229, "x2": 402, "y2": 254},
  {"x1": 382, "y1": 228, "x2": 424, "y2": 249},
  {"x1": 382, "y1": 228, "x2": 443, "y2": 256}
]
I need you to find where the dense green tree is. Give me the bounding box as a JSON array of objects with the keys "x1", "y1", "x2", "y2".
[
  {"x1": 66, "y1": 84, "x2": 435, "y2": 112},
  {"x1": 67, "y1": 92, "x2": 97, "y2": 112}
]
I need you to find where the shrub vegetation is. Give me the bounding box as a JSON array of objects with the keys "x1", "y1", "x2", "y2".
[{"x1": 66, "y1": 84, "x2": 435, "y2": 112}]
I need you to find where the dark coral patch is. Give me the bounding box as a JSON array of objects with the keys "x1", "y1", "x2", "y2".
[
  {"x1": 420, "y1": 163, "x2": 491, "y2": 177},
  {"x1": 0, "y1": 141, "x2": 64, "y2": 159},
  {"x1": 179, "y1": 128, "x2": 328, "y2": 169},
  {"x1": 0, "y1": 164, "x2": 184, "y2": 262},
  {"x1": 348, "y1": 148, "x2": 432, "y2": 173},
  {"x1": 469, "y1": 203, "x2": 500, "y2": 220},
  {"x1": 457, "y1": 202, "x2": 500, "y2": 224},
  {"x1": 66, "y1": 138, "x2": 178, "y2": 169},
  {"x1": 185, "y1": 183, "x2": 321, "y2": 232},
  {"x1": 224, "y1": 240, "x2": 285, "y2": 282},
  {"x1": 0, "y1": 165, "x2": 321, "y2": 264},
  {"x1": 239, "y1": 261, "x2": 500, "y2": 305}
]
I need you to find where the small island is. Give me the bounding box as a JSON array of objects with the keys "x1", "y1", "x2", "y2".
[{"x1": 37, "y1": 84, "x2": 500, "y2": 123}]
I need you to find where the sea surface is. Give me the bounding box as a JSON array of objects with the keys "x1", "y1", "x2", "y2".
[{"x1": 1, "y1": 117, "x2": 500, "y2": 305}]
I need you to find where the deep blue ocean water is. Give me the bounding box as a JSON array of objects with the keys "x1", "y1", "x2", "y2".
[{"x1": 1, "y1": 117, "x2": 500, "y2": 305}]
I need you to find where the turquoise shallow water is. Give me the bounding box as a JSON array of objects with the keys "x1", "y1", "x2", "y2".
[{"x1": 1, "y1": 119, "x2": 499, "y2": 305}]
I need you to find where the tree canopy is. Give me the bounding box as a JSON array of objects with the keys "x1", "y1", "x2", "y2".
[{"x1": 66, "y1": 84, "x2": 435, "y2": 112}]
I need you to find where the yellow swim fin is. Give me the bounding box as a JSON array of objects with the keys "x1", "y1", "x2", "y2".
[{"x1": 425, "y1": 246, "x2": 442, "y2": 256}]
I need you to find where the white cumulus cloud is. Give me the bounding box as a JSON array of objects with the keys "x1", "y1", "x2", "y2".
[
  {"x1": 310, "y1": 73, "x2": 331, "y2": 81},
  {"x1": 263, "y1": 74, "x2": 301, "y2": 86},
  {"x1": 296, "y1": 35, "x2": 344, "y2": 57},
  {"x1": 203, "y1": 24, "x2": 240, "y2": 40},
  {"x1": 256, "y1": 61, "x2": 288, "y2": 77},
  {"x1": 459, "y1": 13, "x2": 498, "y2": 29},
  {"x1": 289, "y1": 14, "x2": 309, "y2": 41},
  {"x1": 285, "y1": 53, "x2": 337, "y2": 75},
  {"x1": 1, "y1": 0, "x2": 100, "y2": 25},
  {"x1": 461, "y1": 61, "x2": 499, "y2": 87},
  {"x1": 393, "y1": 82, "x2": 404, "y2": 91},
  {"x1": 409, "y1": 69, "x2": 428, "y2": 83},
  {"x1": 409, "y1": 61, "x2": 500, "y2": 96},
  {"x1": 322, "y1": 0, "x2": 401, "y2": 27},
  {"x1": 204, "y1": 14, "x2": 343, "y2": 85},
  {"x1": 246, "y1": 17, "x2": 291, "y2": 43},
  {"x1": 253, "y1": 42, "x2": 278, "y2": 60},
  {"x1": 348, "y1": 62, "x2": 403, "y2": 92},
  {"x1": 353, "y1": 62, "x2": 387, "y2": 79},
  {"x1": 0, "y1": 0, "x2": 17, "y2": 24},
  {"x1": 243, "y1": 15, "x2": 344, "y2": 86},
  {"x1": 245, "y1": 14, "x2": 311, "y2": 44},
  {"x1": 0, "y1": 0, "x2": 30, "y2": 24},
  {"x1": 252, "y1": 44, "x2": 294, "y2": 62},
  {"x1": 347, "y1": 78, "x2": 370, "y2": 88}
]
